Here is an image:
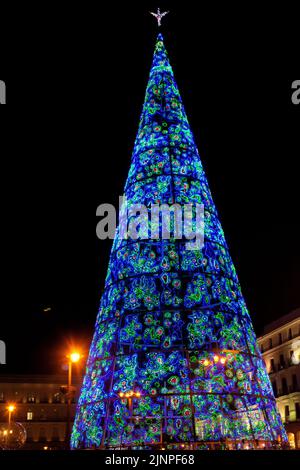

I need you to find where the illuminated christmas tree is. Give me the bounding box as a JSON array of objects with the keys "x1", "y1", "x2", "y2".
[{"x1": 71, "y1": 31, "x2": 287, "y2": 450}]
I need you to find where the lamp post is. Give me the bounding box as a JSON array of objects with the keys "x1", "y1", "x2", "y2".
[
  {"x1": 6, "y1": 404, "x2": 15, "y2": 445},
  {"x1": 66, "y1": 352, "x2": 82, "y2": 449},
  {"x1": 7, "y1": 404, "x2": 15, "y2": 428}
]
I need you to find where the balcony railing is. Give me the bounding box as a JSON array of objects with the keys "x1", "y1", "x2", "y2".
[
  {"x1": 277, "y1": 385, "x2": 300, "y2": 397},
  {"x1": 261, "y1": 333, "x2": 300, "y2": 352},
  {"x1": 269, "y1": 360, "x2": 299, "y2": 374}
]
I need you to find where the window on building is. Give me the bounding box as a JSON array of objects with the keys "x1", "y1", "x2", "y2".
[
  {"x1": 53, "y1": 393, "x2": 61, "y2": 404},
  {"x1": 279, "y1": 354, "x2": 285, "y2": 369},
  {"x1": 288, "y1": 328, "x2": 292, "y2": 340},
  {"x1": 261, "y1": 344, "x2": 264, "y2": 353},
  {"x1": 0, "y1": 392, "x2": 4, "y2": 403},
  {"x1": 52, "y1": 426, "x2": 59, "y2": 442},
  {"x1": 278, "y1": 333, "x2": 282, "y2": 345},
  {"x1": 27, "y1": 412, "x2": 33, "y2": 421},
  {"x1": 270, "y1": 358, "x2": 275, "y2": 373},
  {"x1": 282, "y1": 378, "x2": 288, "y2": 395},
  {"x1": 27, "y1": 395, "x2": 36, "y2": 404},
  {"x1": 39, "y1": 427, "x2": 47, "y2": 442},
  {"x1": 285, "y1": 405, "x2": 290, "y2": 418},
  {"x1": 295, "y1": 403, "x2": 300, "y2": 420},
  {"x1": 40, "y1": 409, "x2": 47, "y2": 421},
  {"x1": 269, "y1": 338, "x2": 273, "y2": 349},
  {"x1": 292, "y1": 374, "x2": 298, "y2": 391}
]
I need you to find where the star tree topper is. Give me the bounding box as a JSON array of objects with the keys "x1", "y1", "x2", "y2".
[{"x1": 150, "y1": 8, "x2": 169, "y2": 27}]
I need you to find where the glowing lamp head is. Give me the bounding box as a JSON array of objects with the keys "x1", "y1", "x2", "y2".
[
  {"x1": 119, "y1": 392, "x2": 124, "y2": 398},
  {"x1": 70, "y1": 352, "x2": 81, "y2": 363},
  {"x1": 7, "y1": 405, "x2": 15, "y2": 413},
  {"x1": 213, "y1": 355, "x2": 219, "y2": 363},
  {"x1": 125, "y1": 393, "x2": 130, "y2": 398},
  {"x1": 220, "y1": 358, "x2": 226, "y2": 365},
  {"x1": 135, "y1": 391, "x2": 141, "y2": 397},
  {"x1": 203, "y1": 359, "x2": 209, "y2": 366}
]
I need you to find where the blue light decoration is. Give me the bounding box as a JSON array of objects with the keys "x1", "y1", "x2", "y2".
[{"x1": 71, "y1": 34, "x2": 288, "y2": 450}]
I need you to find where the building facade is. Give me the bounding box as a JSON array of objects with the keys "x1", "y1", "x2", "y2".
[
  {"x1": 0, "y1": 374, "x2": 81, "y2": 450},
  {"x1": 258, "y1": 309, "x2": 300, "y2": 449}
]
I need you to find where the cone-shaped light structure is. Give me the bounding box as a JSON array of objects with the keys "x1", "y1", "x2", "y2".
[{"x1": 71, "y1": 34, "x2": 287, "y2": 450}]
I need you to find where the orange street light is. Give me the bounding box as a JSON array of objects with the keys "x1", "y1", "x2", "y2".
[
  {"x1": 213, "y1": 355, "x2": 219, "y2": 363},
  {"x1": 69, "y1": 352, "x2": 81, "y2": 363},
  {"x1": 7, "y1": 404, "x2": 15, "y2": 428},
  {"x1": 203, "y1": 359, "x2": 210, "y2": 366},
  {"x1": 6, "y1": 404, "x2": 16, "y2": 444},
  {"x1": 7, "y1": 405, "x2": 15, "y2": 413},
  {"x1": 65, "y1": 350, "x2": 83, "y2": 449}
]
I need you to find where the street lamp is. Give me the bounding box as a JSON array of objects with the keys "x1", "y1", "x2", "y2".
[
  {"x1": 69, "y1": 352, "x2": 81, "y2": 364},
  {"x1": 65, "y1": 351, "x2": 82, "y2": 448},
  {"x1": 6, "y1": 404, "x2": 15, "y2": 445},
  {"x1": 7, "y1": 404, "x2": 15, "y2": 428}
]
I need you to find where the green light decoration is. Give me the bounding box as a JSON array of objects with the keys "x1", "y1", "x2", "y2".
[{"x1": 71, "y1": 33, "x2": 288, "y2": 450}]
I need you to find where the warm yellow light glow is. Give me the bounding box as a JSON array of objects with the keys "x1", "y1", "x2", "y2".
[
  {"x1": 129, "y1": 390, "x2": 134, "y2": 396},
  {"x1": 125, "y1": 393, "x2": 130, "y2": 398},
  {"x1": 7, "y1": 405, "x2": 15, "y2": 413},
  {"x1": 135, "y1": 391, "x2": 141, "y2": 397},
  {"x1": 3, "y1": 430, "x2": 8, "y2": 436},
  {"x1": 220, "y1": 358, "x2": 226, "y2": 365},
  {"x1": 119, "y1": 392, "x2": 124, "y2": 398},
  {"x1": 213, "y1": 355, "x2": 219, "y2": 363},
  {"x1": 43, "y1": 446, "x2": 48, "y2": 450},
  {"x1": 69, "y1": 352, "x2": 81, "y2": 363},
  {"x1": 203, "y1": 360, "x2": 209, "y2": 366},
  {"x1": 291, "y1": 342, "x2": 300, "y2": 365}
]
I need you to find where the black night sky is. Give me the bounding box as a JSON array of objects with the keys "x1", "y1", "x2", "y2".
[{"x1": 0, "y1": 2, "x2": 299, "y2": 375}]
